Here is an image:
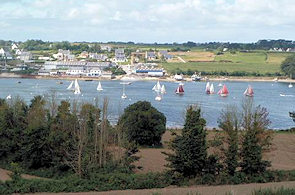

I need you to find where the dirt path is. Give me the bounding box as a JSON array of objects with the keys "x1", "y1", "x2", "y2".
[
  {"x1": 135, "y1": 132, "x2": 295, "y2": 173},
  {"x1": 0, "y1": 168, "x2": 42, "y2": 181},
  {"x1": 29, "y1": 181, "x2": 295, "y2": 195}
]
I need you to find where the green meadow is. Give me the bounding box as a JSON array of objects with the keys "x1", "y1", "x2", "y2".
[{"x1": 161, "y1": 51, "x2": 292, "y2": 75}]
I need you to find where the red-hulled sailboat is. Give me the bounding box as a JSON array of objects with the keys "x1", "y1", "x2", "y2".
[
  {"x1": 244, "y1": 85, "x2": 254, "y2": 97},
  {"x1": 218, "y1": 84, "x2": 229, "y2": 97},
  {"x1": 175, "y1": 83, "x2": 184, "y2": 95}
]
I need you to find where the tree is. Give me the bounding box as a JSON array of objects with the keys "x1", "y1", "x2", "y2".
[
  {"x1": 281, "y1": 55, "x2": 295, "y2": 79},
  {"x1": 240, "y1": 100, "x2": 272, "y2": 175},
  {"x1": 22, "y1": 96, "x2": 51, "y2": 168},
  {"x1": 165, "y1": 105, "x2": 207, "y2": 177},
  {"x1": 118, "y1": 101, "x2": 166, "y2": 146},
  {"x1": 218, "y1": 105, "x2": 239, "y2": 176}
]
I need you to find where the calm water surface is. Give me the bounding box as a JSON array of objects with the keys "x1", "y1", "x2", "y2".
[{"x1": 0, "y1": 78, "x2": 294, "y2": 129}]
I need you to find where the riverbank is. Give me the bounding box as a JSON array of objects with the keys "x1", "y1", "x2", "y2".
[{"x1": 1, "y1": 73, "x2": 294, "y2": 83}]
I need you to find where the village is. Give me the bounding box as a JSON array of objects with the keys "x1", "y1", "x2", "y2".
[{"x1": 0, "y1": 43, "x2": 174, "y2": 80}]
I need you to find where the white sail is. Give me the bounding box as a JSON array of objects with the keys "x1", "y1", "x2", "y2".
[
  {"x1": 289, "y1": 83, "x2": 293, "y2": 88},
  {"x1": 74, "y1": 79, "x2": 81, "y2": 95},
  {"x1": 161, "y1": 85, "x2": 166, "y2": 94},
  {"x1": 6, "y1": 94, "x2": 11, "y2": 100},
  {"x1": 121, "y1": 83, "x2": 127, "y2": 99},
  {"x1": 209, "y1": 84, "x2": 214, "y2": 94},
  {"x1": 205, "y1": 82, "x2": 210, "y2": 92},
  {"x1": 152, "y1": 84, "x2": 157, "y2": 91},
  {"x1": 243, "y1": 88, "x2": 248, "y2": 95},
  {"x1": 67, "y1": 81, "x2": 74, "y2": 90},
  {"x1": 97, "y1": 81, "x2": 103, "y2": 91},
  {"x1": 155, "y1": 94, "x2": 162, "y2": 101}
]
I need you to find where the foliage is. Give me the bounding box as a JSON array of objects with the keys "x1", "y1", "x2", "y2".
[
  {"x1": 218, "y1": 105, "x2": 240, "y2": 175},
  {"x1": 165, "y1": 105, "x2": 209, "y2": 177},
  {"x1": 281, "y1": 54, "x2": 295, "y2": 78},
  {"x1": 118, "y1": 101, "x2": 166, "y2": 146},
  {"x1": 240, "y1": 100, "x2": 272, "y2": 175},
  {"x1": 253, "y1": 187, "x2": 295, "y2": 195},
  {"x1": 0, "y1": 96, "x2": 139, "y2": 179},
  {"x1": 0, "y1": 172, "x2": 169, "y2": 194},
  {"x1": 104, "y1": 66, "x2": 126, "y2": 75}
]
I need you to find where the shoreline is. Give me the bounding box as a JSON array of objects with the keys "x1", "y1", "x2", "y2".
[{"x1": 1, "y1": 73, "x2": 294, "y2": 83}]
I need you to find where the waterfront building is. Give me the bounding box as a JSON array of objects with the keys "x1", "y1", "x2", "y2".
[
  {"x1": 158, "y1": 50, "x2": 173, "y2": 60},
  {"x1": 89, "y1": 53, "x2": 108, "y2": 61},
  {"x1": 100, "y1": 44, "x2": 112, "y2": 52},
  {"x1": 145, "y1": 51, "x2": 157, "y2": 60},
  {"x1": 114, "y1": 48, "x2": 127, "y2": 62},
  {"x1": 18, "y1": 51, "x2": 32, "y2": 62},
  {"x1": 53, "y1": 49, "x2": 76, "y2": 61}
]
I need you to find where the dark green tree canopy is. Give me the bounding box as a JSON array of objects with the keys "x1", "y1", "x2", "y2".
[
  {"x1": 118, "y1": 101, "x2": 166, "y2": 146},
  {"x1": 281, "y1": 55, "x2": 295, "y2": 78}
]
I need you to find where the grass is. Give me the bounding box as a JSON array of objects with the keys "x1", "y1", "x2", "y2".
[
  {"x1": 253, "y1": 187, "x2": 295, "y2": 195},
  {"x1": 161, "y1": 51, "x2": 292, "y2": 75}
]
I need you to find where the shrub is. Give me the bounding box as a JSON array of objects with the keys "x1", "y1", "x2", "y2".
[{"x1": 118, "y1": 101, "x2": 166, "y2": 146}]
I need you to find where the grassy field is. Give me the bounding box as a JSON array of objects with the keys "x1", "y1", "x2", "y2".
[{"x1": 162, "y1": 51, "x2": 293, "y2": 75}]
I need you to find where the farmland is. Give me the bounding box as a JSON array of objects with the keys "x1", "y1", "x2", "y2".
[{"x1": 161, "y1": 51, "x2": 292, "y2": 75}]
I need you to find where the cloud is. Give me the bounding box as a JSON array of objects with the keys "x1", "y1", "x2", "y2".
[{"x1": 0, "y1": 0, "x2": 294, "y2": 42}]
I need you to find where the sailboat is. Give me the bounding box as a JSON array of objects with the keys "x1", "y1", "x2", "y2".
[
  {"x1": 155, "y1": 93, "x2": 162, "y2": 101},
  {"x1": 209, "y1": 84, "x2": 214, "y2": 94},
  {"x1": 175, "y1": 83, "x2": 184, "y2": 95},
  {"x1": 218, "y1": 83, "x2": 223, "y2": 87},
  {"x1": 289, "y1": 83, "x2": 293, "y2": 88},
  {"x1": 244, "y1": 85, "x2": 254, "y2": 97},
  {"x1": 6, "y1": 94, "x2": 11, "y2": 100},
  {"x1": 121, "y1": 82, "x2": 127, "y2": 99},
  {"x1": 67, "y1": 81, "x2": 74, "y2": 90},
  {"x1": 152, "y1": 81, "x2": 161, "y2": 92},
  {"x1": 74, "y1": 79, "x2": 81, "y2": 95},
  {"x1": 205, "y1": 82, "x2": 210, "y2": 94},
  {"x1": 97, "y1": 81, "x2": 103, "y2": 91},
  {"x1": 218, "y1": 84, "x2": 229, "y2": 97},
  {"x1": 161, "y1": 85, "x2": 166, "y2": 94}
]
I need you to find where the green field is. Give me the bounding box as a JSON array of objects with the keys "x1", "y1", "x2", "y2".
[{"x1": 161, "y1": 51, "x2": 292, "y2": 75}]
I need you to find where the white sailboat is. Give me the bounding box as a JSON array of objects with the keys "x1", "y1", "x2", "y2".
[
  {"x1": 74, "y1": 79, "x2": 81, "y2": 95},
  {"x1": 209, "y1": 84, "x2": 214, "y2": 94},
  {"x1": 67, "y1": 81, "x2": 74, "y2": 90},
  {"x1": 161, "y1": 85, "x2": 166, "y2": 94},
  {"x1": 155, "y1": 94, "x2": 162, "y2": 101},
  {"x1": 288, "y1": 83, "x2": 293, "y2": 88},
  {"x1": 205, "y1": 82, "x2": 210, "y2": 94},
  {"x1": 97, "y1": 81, "x2": 103, "y2": 91},
  {"x1": 152, "y1": 81, "x2": 161, "y2": 92},
  {"x1": 121, "y1": 82, "x2": 127, "y2": 99},
  {"x1": 6, "y1": 94, "x2": 11, "y2": 100}
]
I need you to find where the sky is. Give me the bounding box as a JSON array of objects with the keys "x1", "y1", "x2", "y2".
[{"x1": 0, "y1": 0, "x2": 295, "y2": 43}]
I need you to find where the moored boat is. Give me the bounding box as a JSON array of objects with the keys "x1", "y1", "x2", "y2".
[
  {"x1": 74, "y1": 79, "x2": 81, "y2": 95},
  {"x1": 218, "y1": 84, "x2": 229, "y2": 97},
  {"x1": 175, "y1": 83, "x2": 184, "y2": 95},
  {"x1": 97, "y1": 81, "x2": 103, "y2": 91},
  {"x1": 205, "y1": 82, "x2": 210, "y2": 94},
  {"x1": 244, "y1": 85, "x2": 254, "y2": 97}
]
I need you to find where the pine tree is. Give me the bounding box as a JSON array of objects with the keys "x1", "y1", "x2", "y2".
[
  {"x1": 240, "y1": 102, "x2": 271, "y2": 174},
  {"x1": 165, "y1": 105, "x2": 207, "y2": 177},
  {"x1": 218, "y1": 105, "x2": 239, "y2": 175}
]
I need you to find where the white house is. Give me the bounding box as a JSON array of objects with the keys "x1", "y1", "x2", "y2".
[
  {"x1": 114, "y1": 48, "x2": 127, "y2": 62},
  {"x1": 11, "y1": 43, "x2": 18, "y2": 50}
]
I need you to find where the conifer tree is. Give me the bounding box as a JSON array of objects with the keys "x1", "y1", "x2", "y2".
[
  {"x1": 165, "y1": 105, "x2": 207, "y2": 177},
  {"x1": 240, "y1": 101, "x2": 271, "y2": 174},
  {"x1": 218, "y1": 105, "x2": 239, "y2": 175}
]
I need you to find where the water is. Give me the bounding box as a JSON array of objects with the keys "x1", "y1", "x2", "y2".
[{"x1": 0, "y1": 78, "x2": 294, "y2": 129}]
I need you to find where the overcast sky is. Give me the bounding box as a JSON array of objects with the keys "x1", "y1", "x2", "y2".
[{"x1": 0, "y1": 0, "x2": 294, "y2": 43}]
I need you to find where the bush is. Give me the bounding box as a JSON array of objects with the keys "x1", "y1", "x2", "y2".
[{"x1": 118, "y1": 101, "x2": 166, "y2": 146}]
